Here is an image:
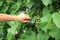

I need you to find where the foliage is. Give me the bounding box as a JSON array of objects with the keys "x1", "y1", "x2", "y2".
[{"x1": 0, "y1": 0, "x2": 60, "y2": 40}]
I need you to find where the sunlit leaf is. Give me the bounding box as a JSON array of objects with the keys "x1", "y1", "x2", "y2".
[
  {"x1": 41, "y1": 0, "x2": 52, "y2": 6},
  {"x1": 52, "y1": 13, "x2": 60, "y2": 28}
]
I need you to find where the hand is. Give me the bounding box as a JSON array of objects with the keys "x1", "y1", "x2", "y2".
[{"x1": 17, "y1": 13, "x2": 30, "y2": 23}]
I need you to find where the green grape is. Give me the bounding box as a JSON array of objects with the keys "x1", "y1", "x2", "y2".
[{"x1": 34, "y1": 16, "x2": 41, "y2": 32}]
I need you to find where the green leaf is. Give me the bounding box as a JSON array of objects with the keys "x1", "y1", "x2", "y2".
[
  {"x1": 40, "y1": 14, "x2": 52, "y2": 32},
  {"x1": 41, "y1": 14, "x2": 51, "y2": 23},
  {"x1": 0, "y1": 0, "x2": 3, "y2": 6},
  {"x1": 9, "y1": 3, "x2": 21, "y2": 14},
  {"x1": 16, "y1": 0, "x2": 22, "y2": 2},
  {"x1": 48, "y1": 20, "x2": 60, "y2": 39},
  {"x1": 37, "y1": 31, "x2": 49, "y2": 40},
  {"x1": 7, "y1": 20, "x2": 19, "y2": 35},
  {"x1": 43, "y1": 7, "x2": 49, "y2": 16},
  {"x1": 40, "y1": 23, "x2": 48, "y2": 33},
  {"x1": 52, "y1": 13, "x2": 60, "y2": 28},
  {"x1": 40, "y1": 20, "x2": 51, "y2": 33},
  {"x1": 6, "y1": 0, "x2": 12, "y2": 4},
  {"x1": 0, "y1": 28, "x2": 3, "y2": 38},
  {"x1": 41, "y1": 0, "x2": 52, "y2": 6},
  {"x1": 24, "y1": 0, "x2": 34, "y2": 8},
  {"x1": 7, "y1": 33, "x2": 14, "y2": 40},
  {"x1": 7, "y1": 27, "x2": 16, "y2": 35},
  {"x1": 7, "y1": 21, "x2": 16, "y2": 27},
  {"x1": 7, "y1": 20, "x2": 19, "y2": 40},
  {"x1": 48, "y1": 5, "x2": 53, "y2": 12},
  {"x1": 0, "y1": 5, "x2": 9, "y2": 13},
  {"x1": 17, "y1": 29, "x2": 36, "y2": 40},
  {"x1": 49, "y1": 25, "x2": 60, "y2": 39}
]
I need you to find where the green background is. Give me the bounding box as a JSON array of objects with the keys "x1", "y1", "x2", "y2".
[{"x1": 0, "y1": 0, "x2": 60, "y2": 40}]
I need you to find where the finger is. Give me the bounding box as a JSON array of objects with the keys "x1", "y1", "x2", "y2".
[
  {"x1": 21, "y1": 14, "x2": 30, "y2": 19},
  {"x1": 24, "y1": 18, "x2": 30, "y2": 20},
  {"x1": 26, "y1": 15, "x2": 30, "y2": 19},
  {"x1": 24, "y1": 18, "x2": 30, "y2": 21},
  {"x1": 22, "y1": 20, "x2": 30, "y2": 23},
  {"x1": 24, "y1": 15, "x2": 30, "y2": 20}
]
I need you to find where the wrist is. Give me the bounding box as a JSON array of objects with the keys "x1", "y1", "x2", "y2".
[
  {"x1": 15, "y1": 16, "x2": 21, "y2": 22},
  {"x1": 9, "y1": 15, "x2": 17, "y2": 21}
]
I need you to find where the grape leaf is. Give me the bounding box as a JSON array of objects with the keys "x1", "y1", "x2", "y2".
[
  {"x1": 40, "y1": 14, "x2": 52, "y2": 32},
  {"x1": 47, "y1": 22, "x2": 60, "y2": 39},
  {"x1": 37, "y1": 31, "x2": 49, "y2": 40},
  {"x1": 7, "y1": 33, "x2": 14, "y2": 40},
  {"x1": 52, "y1": 13, "x2": 60, "y2": 28},
  {"x1": 24, "y1": 0, "x2": 34, "y2": 8},
  {"x1": 48, "y1": 5, "x2": 53, "y2": 12},
  {"x1": 41, "y1": 14, "x2": 51, "y2": 23},
  {"x1": 0, "y1": 5, "x2": 9, "y2": 13},
  {"x1": 49, "y1": 26, "x2": 60, "y2": 39},
  {"x1": 9, "y1": 3, "x2": 21, "y2": 14},
  {"x1": 41, "y1": 0, "x2": 52, "y2": 6},
  {"x1": 0, "y1": 0, "x2": 3, "y2": 6},
  {"x1": 17, "y1": 29, "x2": 36, "y2": 40},
  {"x1": 7, "y1": 27, "x2": 16, "y2": 35},
  {"x1": 43, "y1": 7, "x2": 49, "y2": 16},
  {"x1": 6, "y1": 0, "x2": 12, "y2": 4},
  {"x1": 7, "y1": 20, "x2": 19, "y2": 40}
]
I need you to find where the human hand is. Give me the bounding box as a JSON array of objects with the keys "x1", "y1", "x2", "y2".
[{"x1": 17, "y1": 13, "x2": 30, "y2": 23}]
